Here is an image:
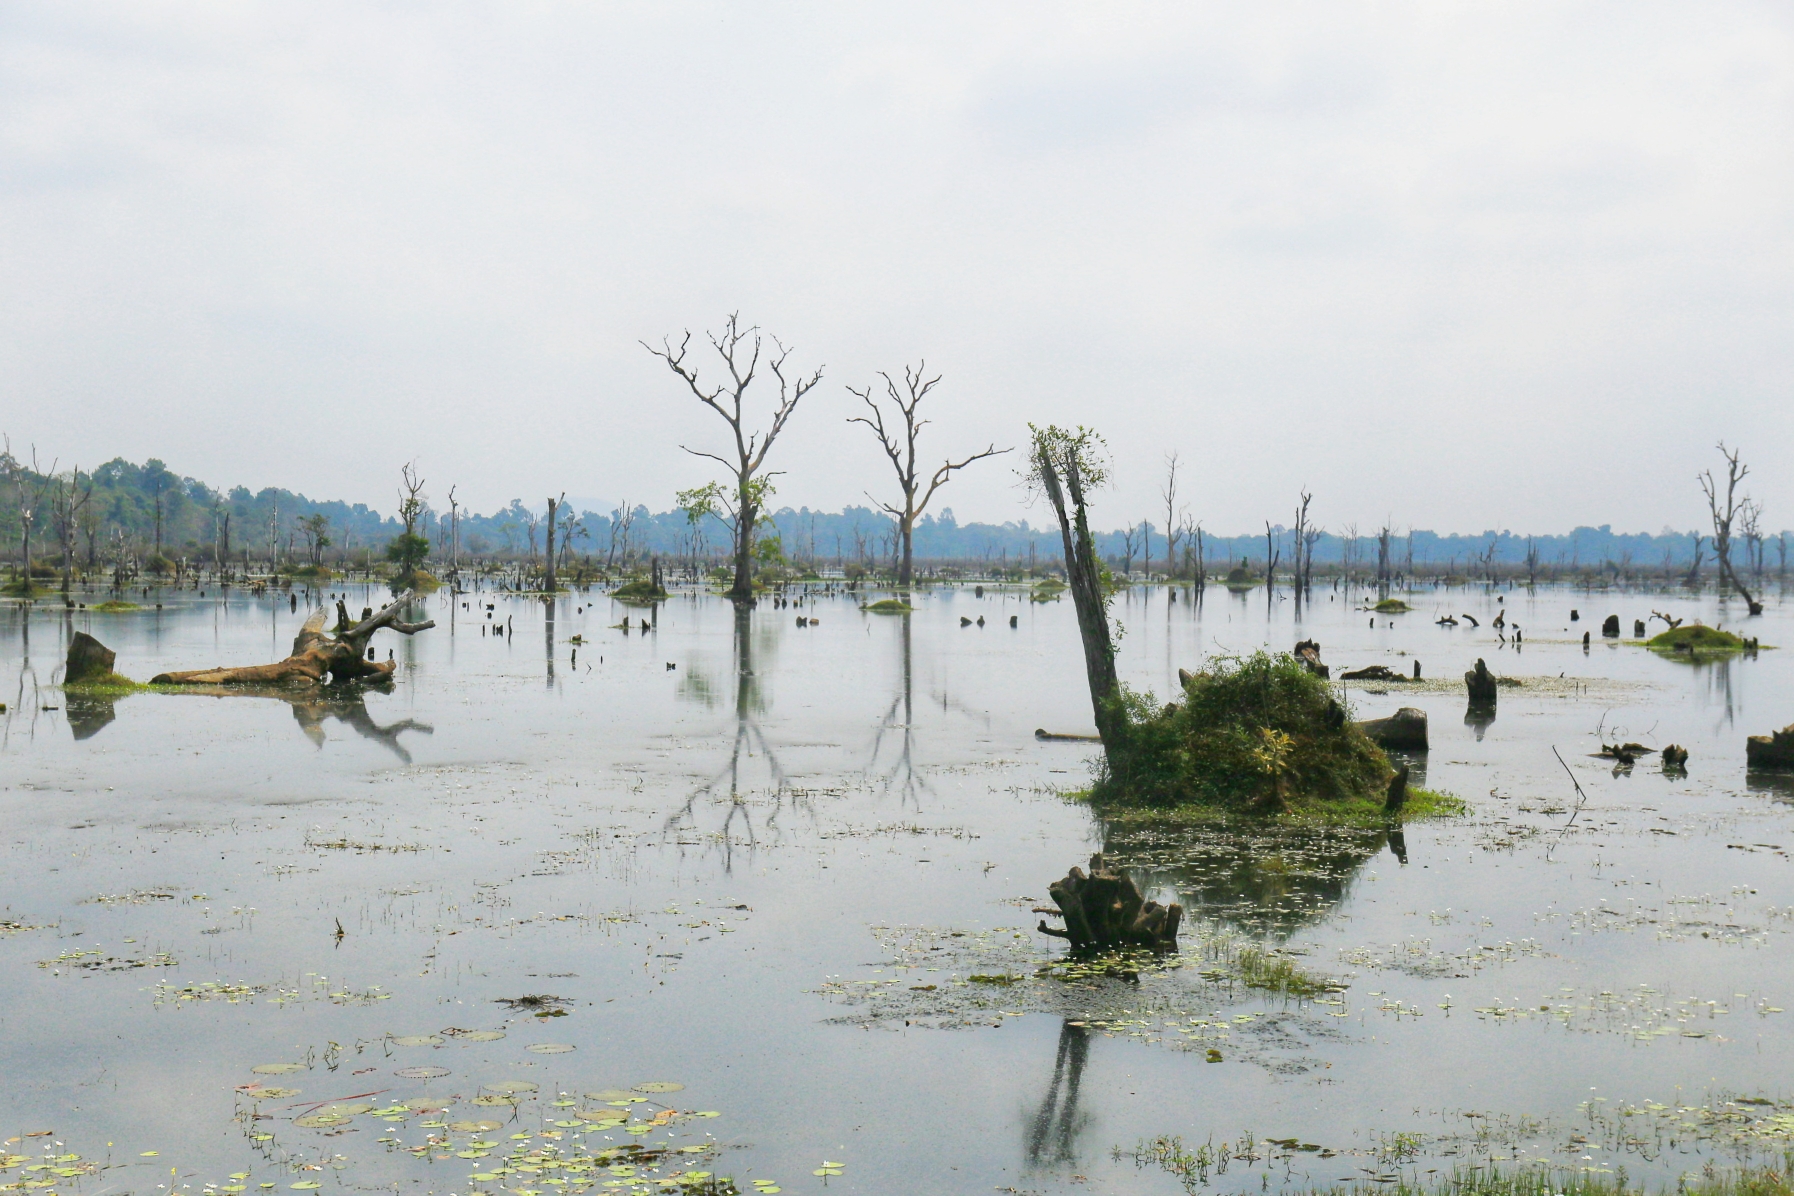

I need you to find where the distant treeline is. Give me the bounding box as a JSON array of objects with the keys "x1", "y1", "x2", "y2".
[{"x1": 1, "y1": 454, "x2": 1788, "y2": 578}]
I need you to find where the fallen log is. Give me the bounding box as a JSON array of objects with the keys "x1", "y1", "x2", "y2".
[
  {"x1": 1339, "y1": 664, "x2": 1408, "y2": 682},
  {"x1": 151, "y1": 592, "x2": 435, "y2": 686},
  {"x1": 1038, "y1": 854, "x2": 1181, "y2": 952}
]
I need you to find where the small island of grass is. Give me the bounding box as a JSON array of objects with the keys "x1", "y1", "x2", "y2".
[
  {"x1": 1645, "y1": 623, "x2": 1762, "y2": 655},
  {"x1": 1373, "y1": 598, "x2": 1411, "y2": 613},
  {"x1": 612, "y1": 578, "x2": 669, "y2": 603},
  {"x1": 92, "y1": 600, "x2": 142, "y2": 612},
  {"x1": 863, "y1": 598, "x2": 913, "y2": 614},
  {"x1": 1093, "y1": 649, "x2": 1448, "y2": 821}
]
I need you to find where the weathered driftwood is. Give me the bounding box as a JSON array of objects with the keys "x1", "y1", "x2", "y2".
[
  {"x1": 1358, "y1": 706, "x2": 1428, "y2": 751},
  {"x1": 151, "y1": 592, "x2": 435, "y2": 686},
  {"x1": 1038, "y1": 853, "x2": 1181, "y2": 952},
  {"x1": 1340, "y1": 664, "x2": 1407, "y2": 682},
  {"x1": 1746, "y1": 725, "x2": 1794, "y2": 772},
  {"x1": 65, "y1": 632, "x2": 117, "y2": 684},
  {"x1": 1293, "y1": 639, "x2": 1329, "y2": 679},
  {"x1": 1465, "y1": 658, "x2": 1498, "y2": 706}
]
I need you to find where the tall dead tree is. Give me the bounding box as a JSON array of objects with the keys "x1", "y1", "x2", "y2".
[
  {"x1": 50, "y1": 467, "x2": 93, "y2": 595},
  {"x1": 1160, "y1": 453, "x2": 1184, "y2": 581},
  {"x1": 1029, "y1": 425, "x2": 1120, "y2": 747},
  {"x1": 847, "y1": 362, "x2": 1007, "y2": 588},
  {"x1": 1699, "y1": 442, "x2": 1763, "y2": 615},
  {"x1": 1291, "y1": 490, "x2": 1314, "y2": 593},
  {"x1": 647, "y1": 314, "x2": 821, "y2": 600},
  {"x1": 544, "y1": 494, "x2": 563, "y2": 591},
  {"x1": 1376, "y1": 524, "x2": 1393, "y2": 586}
]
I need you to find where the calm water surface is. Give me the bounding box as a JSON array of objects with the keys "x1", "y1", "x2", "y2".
[{"x1": 2, "y1": 581, "x2": 1792, "y2": 1195}]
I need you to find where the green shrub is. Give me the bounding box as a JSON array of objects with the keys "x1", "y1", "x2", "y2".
[{"x1": 1096, "y1": 650, "x2": 1391, "y2": 810}]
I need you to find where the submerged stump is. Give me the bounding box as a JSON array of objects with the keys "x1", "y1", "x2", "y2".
[
  {"x1": 1038, "y1": 853, "x2": 1181, "y2": 953},
  {"x1": 1358, "y1": 707, "x2": 1428, "y2": 751},
  {"x1": 65, "y1": 632, "x2": 118, "y2": 685},
  {"x1": 1465, "y1": 658, "x2": 1498, "y2": 706},
  {"x1": 1746, "y1": 725, "x2": 1794, "y2": 772}
]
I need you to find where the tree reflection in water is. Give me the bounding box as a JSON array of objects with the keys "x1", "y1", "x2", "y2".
[{"x1": 1023, "y1": 1019, "x2": 1093, "y2": 1170}]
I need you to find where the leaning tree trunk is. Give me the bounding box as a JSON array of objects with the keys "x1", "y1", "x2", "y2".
[
  {"x1": 1037, "y1": 455, "x2": 1119, "y2": 746},
  {"x1": 151, "y1": 591, "x2": 435, "y2": 686},
  {"x1": 1720, "y1": 555, "x2": 1764, "y2": 616}
]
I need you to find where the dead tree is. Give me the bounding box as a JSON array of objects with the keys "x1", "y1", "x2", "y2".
[
  {"x1": 2, "y1": 437, "x2": 57, "y2": 591},
  {"x1": 151, "y1": 592, "x2": 435, "y2": 686},
  {"x1": 1160, "y1": 452, "x2": 1184, "y2": 580},
  {"x1": 1037, "y1": 854, "x2": 1181, "y2": 952},
  {"x1": 847, "y1": 362, "x2": 1007, "y2": 588},
  {"x1": 1029, "y1": 425, "x2": 1120, "y2": 746},
  {"x1": 1118, "y1": 523, "x2": 1140, "y2": 577},
  {"x1": 50, "y1": 466, "x2": 93, "y2": 595},
  {"x1": 544, "y1": 492, "x2": 564, "y2": 592},
  {"x1": 1699, "y1": 442, "x2": 1763, "y2": 615},
  {"x1": 646, "y1": 314, "x2": 822, "y2": 600}
]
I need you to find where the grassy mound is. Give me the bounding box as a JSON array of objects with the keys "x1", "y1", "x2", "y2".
[
  {"x1": 1373, "y1": 598, "x2": 1410, "y2": 613},
  {"x1": 1031, "y1": 578, "x2": 1066, "y2": 603},
  {"x1": 1646, "y1": 624, "x2": 1750, "y2": 653},
  {"x1": 291, "y1": 564, "x2": 334, "y2": 582},
  {"x1": 1096, "y1": 650, "x2": 1394, "y2": 812},
  {"x1": 64, "y1": 672, "x2": 140, "y2": 692},
  {"x1": 863, "y1": 598, "x2": 913, "y2": 614},
  {"x1": 91, "y1": 600, "x2": 141, "y2": 612},
  {"x1": 612, "y1": 578, "x2": 668, "y2": 602}
]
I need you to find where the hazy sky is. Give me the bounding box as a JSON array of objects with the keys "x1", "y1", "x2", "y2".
[{"x1": 3, "y1": 2, "x2": 1791, "y2": 534}]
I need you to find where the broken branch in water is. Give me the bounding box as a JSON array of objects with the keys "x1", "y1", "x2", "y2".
[{"x1": 151, "y1": 591, "x2": 436, "y2": 686}]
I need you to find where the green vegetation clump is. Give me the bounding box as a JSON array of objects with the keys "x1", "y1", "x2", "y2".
[
  {"x1": 1096, "y1": 650, "x2": 1393, "y2": 811},
  {"x1": 863, "y1": 598, "x2": 913, "y2": 614},
  {"x1": 291, "y1": 564, "x2": 334, "y2": 582},
  {"x1": 612, "y1": 578, "x2": 668, "y2": 602},
  {"x1": 2, "y1": 578, "x2": 48, "y2": 598},
  {"x1": 64, "y1": 672, "x2": 140, "y2": 692},
  {"x1": 1647, "y1": 623, "x2": 1751, "y2": 653},
  {"x1": 91, "y1": 599, "x2": 141, "y2": 612},
  {"x1": 1373, "y1": 598, "x2": 1410, "y2": 613},
  {"x1": 1133, "y1": 1149, "x2": 1794, "y2": 1196},
  {"x1": 1031, "y1": 578, "x2": 1066, "y2": 603}
]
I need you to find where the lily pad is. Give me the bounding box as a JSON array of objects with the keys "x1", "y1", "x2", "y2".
[
  {"x1": 525, "y1": 1043, "x2": 574, "y2": 1054},
  {"x1": 584, "y1": 1089, "x2": 635, "y2": 1101},
  {"x1": 248, "y1": 1088, "x2": 300, "y2": 1099},
  {"x1": 486, "y1": 1080, "x2": 539, "y2": 1093},
  {"x1": 293, "y1": 1114, "x2": 351, "y2": 1129},
  {"x1": 395, "y1": 1065, "x2": 451, "y2": 1079},
  {"x1": 447, "y1": 1030, "x2": 506, "y2": 1042},
  {"x1": 471, "y1": 1095, "x2": 517, "y2": 1107},
  {"x1": 252, "y1": 1063, "x2": 305, "y2": 1075},
  {"x1": 390, "y1": 1035, "x2": 443, "y2": 1047},
  {"x1": 633, "y1": 1081, "x2": 683, "y2": 1093},
  {"x1": 448, "y1": 1121, "x2": 503, "y2": 1133}
]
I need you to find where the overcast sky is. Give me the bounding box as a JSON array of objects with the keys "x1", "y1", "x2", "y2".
[{"x1": 3, "y1": 2, "x2": 1791, "y2": 534}]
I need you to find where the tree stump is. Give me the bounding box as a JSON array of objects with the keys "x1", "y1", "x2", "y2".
[
  {"x1": 65, "y1": 633, "x2": 118, "y2": 685},
  {"x1": 151, "y1": 592, "x2": 435, "y2": 686},
  {"x1": 1464, "y1": 658, "x2": 1497, "y2": 706},
  {"x1": 1746, "y1": 725, "x2": 1794, "y2": 772},
  {"x1": 1602, "y1": 615, "x2": 1620, "y2": 638},
  {"x1": 1357, "y1": 707, "x2": 1428, "y2": 751},
  {"x1": 1038, "y1": 854, "x2": 1181, "y2": 953},
  {"x1": 1293, "y1": 640, "x2": 1329, "y2": 679}
]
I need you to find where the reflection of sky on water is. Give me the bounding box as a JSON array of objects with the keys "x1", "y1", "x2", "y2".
[{"x1": 1, "y1": 581, "x2": 1793, "y2": 1192}]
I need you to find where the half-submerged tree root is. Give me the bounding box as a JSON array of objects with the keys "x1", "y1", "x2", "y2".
[
  {"x1": 151, "y1": 591, "x2": 435, "y2": 686},
  {"x1": 1038, "y1": 854, "x2": 1182, "y2": 953}
]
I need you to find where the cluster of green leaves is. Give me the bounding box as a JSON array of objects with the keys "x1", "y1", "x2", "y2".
[{"x1": 1096, "y1": 650, "x2": 1390, "y2": 810}]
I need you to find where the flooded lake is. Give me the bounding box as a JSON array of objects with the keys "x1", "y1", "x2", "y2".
[{"x1": 3, "y1": 581, "x2": 1793, "y2": 1196}]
